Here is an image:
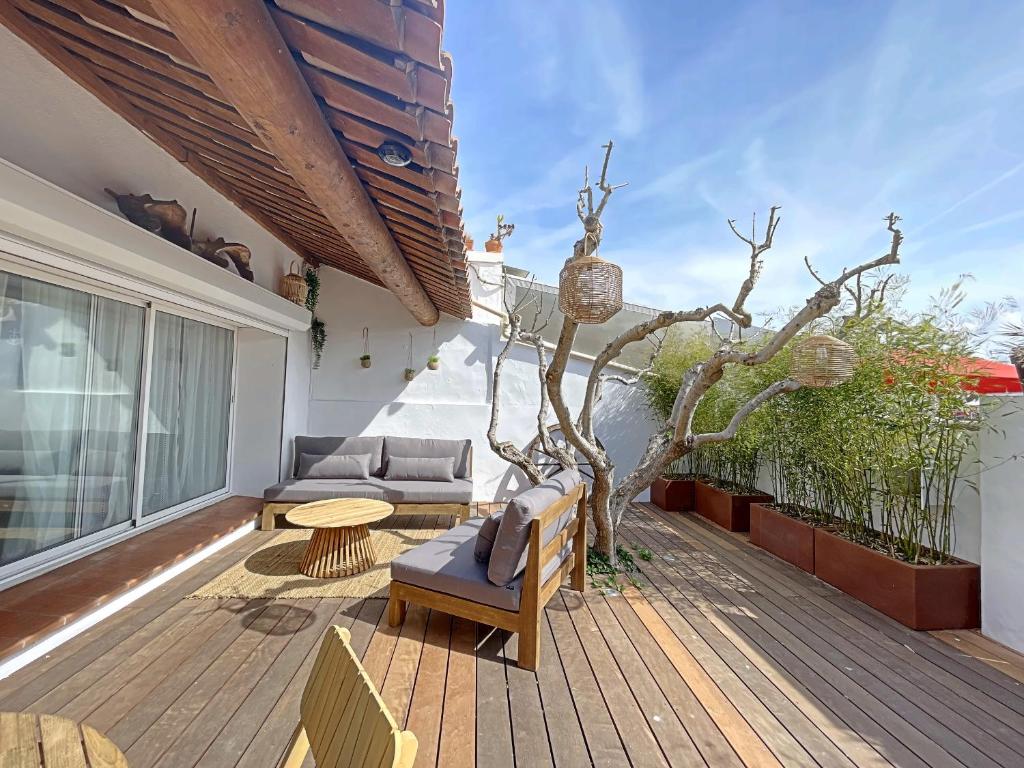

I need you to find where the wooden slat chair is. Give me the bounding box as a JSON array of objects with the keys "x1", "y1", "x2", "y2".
[
  {"x1": 388, "y1": 483, "x2": 586, "y2": 671},
  {"x1": 279, "y1": 626, "x2": 417, "y2": 768}
]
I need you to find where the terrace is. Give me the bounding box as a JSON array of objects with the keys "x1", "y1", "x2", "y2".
[
  {"x1": 3, "y1": 503, "x2": 1023, "y2": 768},
  {"x1": 1, "y1": 2, "x2": 1023, "y2": 767}
]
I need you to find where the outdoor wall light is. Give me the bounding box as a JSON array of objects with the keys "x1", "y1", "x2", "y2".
[{"x1": 377, "y1": 141, "x2": 412, "y2": 167}]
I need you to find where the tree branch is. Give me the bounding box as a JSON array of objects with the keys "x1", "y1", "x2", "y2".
[{"x1": 690, "y1": 379, "x2": 802, "y2": 448}]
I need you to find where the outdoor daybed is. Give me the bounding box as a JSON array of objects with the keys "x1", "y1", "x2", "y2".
[
  {"x1": 388, "y1": 468, "x2": 587, "y2": 671},
  {"x1": 261, "y1": 435, "x2": 473, "y2": 531}
]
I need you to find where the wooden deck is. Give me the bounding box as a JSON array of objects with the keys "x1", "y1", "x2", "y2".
[{"x1": 2, "y1": 503, "x2": 1024, "y2": 767}]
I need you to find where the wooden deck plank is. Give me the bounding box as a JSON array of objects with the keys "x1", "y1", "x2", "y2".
[
  {"x1": 534, "y1": 610, "x2": 590, "y2": 768},
  {"x1": 475, "y1": 625, "x2": 515, "y2": 767},
  {"x1": 437, "y1": 617, "x2": 475, "y2": 768},
  {"x1": 403, "y1": 609, "x2": 450, "y2": 767},
  {"x1": 651, "y1": 510, "x2": 1024, "y2": 765},
  {"x1": 545, "y1": 597, "x2": 629, "y2": 766},
  {"x1": 504, "y1": 630, "x2": 555, "y2": 768},
  {"x1": 559, "y1": 590, "x2": 669, "y2": 768}
]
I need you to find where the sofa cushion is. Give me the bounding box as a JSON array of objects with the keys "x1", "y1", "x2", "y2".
[
  {"x1": 474, "y1": 512, "x2": 502, "y2": 563},
  {"x1": 297, "y1": 453, "x2": 371, "y2": 480},
  {"x1": 383, "y1": 437, "x2": 471, "y2": 479},
  {"x1": 391, "y1": 518, "x2": 574, "y2": 612},
  {"x1": 488, "y1": 469, "x2": 581, "y2": 586},
  {"x1": 292, "y1": 436, "x2": 385, "y2": 477},
  {"x1": 385, "y1": 456, "x2": 454, "y2": 482},
  {"x1": 263, "y1": 477, "x2": 473, "y2": 505}
]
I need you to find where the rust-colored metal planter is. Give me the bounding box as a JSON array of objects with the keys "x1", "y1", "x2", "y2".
[
  {"x1": 651, "y1": 476, "x2": 695, "y2": 512},
  {"x1": 749, "y1": 503, "x2": 815, "y2": 572},
  {"x1": 813, "y1": 528, "x2": 980, "y2": 630},
  {"x1": 694, "y1": 481, "x2": 772, "y2": 532}
]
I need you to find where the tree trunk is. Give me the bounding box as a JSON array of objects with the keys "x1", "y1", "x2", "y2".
[{"x1": 590, "y1": 469, "x2": 616, "y2": 563}]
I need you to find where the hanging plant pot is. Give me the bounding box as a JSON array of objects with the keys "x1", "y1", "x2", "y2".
[
  {"x1": 404, "y1": 368, "x2": 416, "y2": 382},
  {"x1": 360, "y1": 327, "x2": 371, "y2": 369},
  {"x1": 427, "y1": 356, "x2": 440, "y2": 371},
  {"x1": 360, "y1": 355, "x2": 371, "y2": 369}
]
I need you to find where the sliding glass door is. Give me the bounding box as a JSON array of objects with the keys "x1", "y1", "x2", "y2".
[
  {"x1": 0, "y1": 260, "x2": 238, "y2": 577},
  {"x1": 142, "y1": 312, "x2": 234, "y2": 517},
  {"x1": 0, "y1": 269, "x2": 145, "y2": 567}
]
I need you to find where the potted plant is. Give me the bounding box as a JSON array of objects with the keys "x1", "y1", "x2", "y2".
[
  {"x1": 427, "y1": 354, "x2": 440, "y2": 371},
  {"x1": 360, "y1": 327, "x2": 371, "y2": 368},
  {"x1": 464, "y1": 233, "x2": 474, "y2": 251},
  {"x1": 650, "y1": 459, "x2": 696, "y2": 511},
  {"x1": 695, "y1": 478, "x2": 772, "y2": 532},
  {"x1": 404, "y1": 368, "x2": 416, "y2": 382},
  {"x1": 360, "y1": 354, "x2": 372, "y2": 369},
  {"x1": 485, "y1": 214, "x2": 514, "y2": 253}
]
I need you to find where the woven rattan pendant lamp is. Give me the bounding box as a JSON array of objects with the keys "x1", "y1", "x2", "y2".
[
  {"x1": 559, "y1": 223, "x2": 623, "y2": 324},
  {"x1": 791, "y1": 334, "x2": 857, "y2": 387}
]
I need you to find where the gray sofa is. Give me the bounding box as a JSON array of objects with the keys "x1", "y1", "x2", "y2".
[
  {"x1": 388, "y1": 468, "x2": 586, "y2": 671},
  {"x1": 261, "y1": 435, "x2": 473, "y2": 530}
]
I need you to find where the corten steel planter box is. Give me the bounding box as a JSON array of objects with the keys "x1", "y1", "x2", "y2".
[
  {"x1": 694, "y1": 480, "x2": 772, "y2": 532},
  {"x1": 651, "y1": 476, "x2": 696, "y2": 512},
  {"x1": 813, "y1": 528, "x2": 980, "y2": 630},
  {"x1": 749, "y1": 503, "x2": 815, "y2": 572}
]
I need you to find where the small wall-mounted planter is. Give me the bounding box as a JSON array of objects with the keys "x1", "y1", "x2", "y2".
[
  {"x1": 694, "y1": 480, "x2": 772, "y2": 532},
  {"x1": 813, "y1": 528, "x2": 980, "y2": 630},
  {"x1": 651, "y1": 476, "x2": 695, "y2": 512},
  {"x1": 749, "y1": 503, "x2": 815, "y2": 572},
  {"x1": 403, "y1": 368, "x2": 416, "y2": 382},
  {"x1": 360, "y1": 356, "x2": 372, "y2": 368}
]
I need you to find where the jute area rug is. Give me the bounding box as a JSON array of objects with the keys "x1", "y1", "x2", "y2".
[{"x1": 188, "y1": 524, "x2": 446, "y2": 600}]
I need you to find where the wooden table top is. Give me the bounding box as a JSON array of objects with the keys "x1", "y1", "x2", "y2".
[
  {"x1": 285, "y1": 498, "x2": 394, "y2": 528},
  {"x1": 0, "y1": 712, "x2": 128, "y2": 767}
]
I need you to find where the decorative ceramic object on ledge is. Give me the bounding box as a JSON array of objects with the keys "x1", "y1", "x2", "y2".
[
  {"x1": 194, "y1": 238, "x2": 254, "y2": 281},
  {"x1": 485, "y1": 214, "x2": 514, "y2": 253},
  {"x1": 105, "y1": 188, "x2": 191, "y2": 249}
]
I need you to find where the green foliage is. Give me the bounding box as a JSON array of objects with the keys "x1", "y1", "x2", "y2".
[
  {"x1": 310, "y1": 317, "x2": 326, "y2": 369},
  {"x1": 587, "y1": 544, "x2": 641, "y2": 591},
  {"x1": 304, "y1": 267, "x2": 320, "y2": 312},
  {"x1": 636, "y1": 546, "x2": 653, "y2": 562},
  {"x1": 640, "y1": 277, "x2": 988, "y2": 564}
]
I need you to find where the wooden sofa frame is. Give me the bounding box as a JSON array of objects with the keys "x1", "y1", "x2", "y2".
[
  {"x1": 388, "y1": 484, "x2": 587, "y2": 671},
  {"x1": 262, "y1": 447, "x2": 473, "y2": 531}
]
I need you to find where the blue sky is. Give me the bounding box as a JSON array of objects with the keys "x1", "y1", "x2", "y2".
[{"x1": 446, "y1": 1, "x2": 1022, "y2": 327}]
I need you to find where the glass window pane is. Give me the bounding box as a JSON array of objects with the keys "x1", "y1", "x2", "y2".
[
  {"x1": 142, "y1": 313, "x2": 233, "y2": 515},
  {"x1": 0, "y1": 270, "x2": 144, "y2": 567}
]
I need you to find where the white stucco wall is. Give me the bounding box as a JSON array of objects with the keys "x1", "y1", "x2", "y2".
[
  {"x1": 231, "y1": 329, "x2": 287, "y2": 497},
  {"x1": 979, "y1": 395, "x2": 1024, "y2": 652},
  {"x1": 0, "y1": 25, "x2": 301, "y2": 293},
  {"x1": 307, "y1": 255, "x2": 659, "y2": 501}
]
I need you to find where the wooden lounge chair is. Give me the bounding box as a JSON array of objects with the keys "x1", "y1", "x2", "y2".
[
  {"x1": 388, "y1": 478, "x2": 587, "y2": 671},
  {"x1": 279, "y1": 626, "x2": 417, "y2": 768}
]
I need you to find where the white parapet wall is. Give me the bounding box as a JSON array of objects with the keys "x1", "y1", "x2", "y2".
[
  {"x1": 979, "y1": 395, "x2": 1024, "y2": 652},
  {"x1": 307, "y1": 253, "x2": 660, "y2": 502}
]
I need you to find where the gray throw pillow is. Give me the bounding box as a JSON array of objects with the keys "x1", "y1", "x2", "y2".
[
  {"x1": 297, "y1": 453, "x2": 371, "y2": 480},
  {"x1": 474, "y1": 511, "x2": 503, "y2": 563},
  {"x1": 384, "y1": 456, "x2": 455, "y2": 482},
  {"x1": 487, "y1": 468, "x2": 581, "y2": 586}
]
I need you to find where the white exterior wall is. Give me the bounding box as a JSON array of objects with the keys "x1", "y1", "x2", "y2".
[
  {"x1": 979, "y1": 396, "x2": 1024, "y2": 652},
  {"x1": 231, "y1": 329, "x2": 287, "y2": 497},
  {"x1": 307, "y1": 255, "x2": 659, "y2": 502},
  {"x1": 0, "y1": 26, "x2": 300, "y2": 294}
]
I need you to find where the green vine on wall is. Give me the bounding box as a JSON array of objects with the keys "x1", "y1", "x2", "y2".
[{"x1": 305, "y1": 267, "x2": 325, "y2": 369}]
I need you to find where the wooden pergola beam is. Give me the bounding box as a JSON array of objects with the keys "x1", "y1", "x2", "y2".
[{"x1": 148, "y1": 0, "x2": 440, "y2": 326}]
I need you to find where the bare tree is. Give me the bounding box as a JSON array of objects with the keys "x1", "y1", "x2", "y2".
[{"x1": 487, "y1": 143, "x2": 905, "y2": 563}]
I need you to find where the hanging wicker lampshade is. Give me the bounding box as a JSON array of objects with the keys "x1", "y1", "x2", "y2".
[
  {"x1": 558, "y1": 255, "x2": 623, "y2": 324},
  {"x1": 791, "y1": 334, "x2": 857, "y2": 388}
]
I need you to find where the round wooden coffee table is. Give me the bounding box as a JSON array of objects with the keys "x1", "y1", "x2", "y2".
[{"x1": 285, "y1": 499, "x2": 394, "y2": 578}]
